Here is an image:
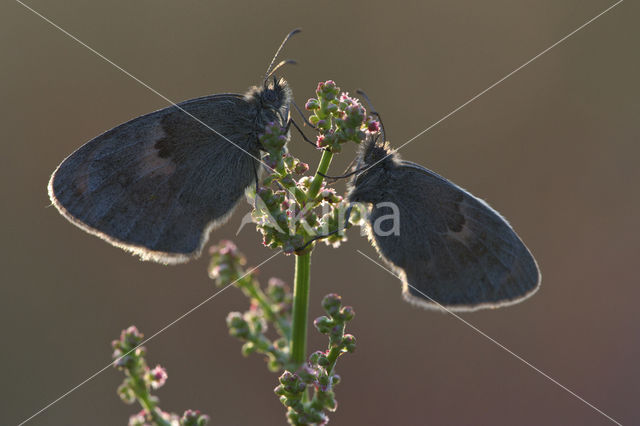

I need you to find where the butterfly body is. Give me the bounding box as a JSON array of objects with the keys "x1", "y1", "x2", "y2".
[
  {"x1": 349, "y1": 139, "x2": 540, "y2": 311},
  {"x1": 49, "y1": 78, "x2": 292, "y2": 264}
]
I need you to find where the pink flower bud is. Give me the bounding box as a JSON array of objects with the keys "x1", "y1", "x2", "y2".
[{"x1": 148, "y1": 365, "x2": 168, "y2": 389}]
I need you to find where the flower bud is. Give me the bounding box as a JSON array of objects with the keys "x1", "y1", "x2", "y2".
[
  {"x1": 317, "y1": 370, "x2": 330, "y2": 388},
  {"x1": 317, "y1": 353, "x2": 330, "y2": 367},
  {"x1": 218, "y1": 240, "x2": 238, "y2": 256},
  {"x1": 274, "y1": 384, "x2": 287, "y2": 396},
  {"x1": 294, "y1": 162, "x2": 309, "y2": 175},
  {"x1": 267, "y1": 277, "x2": 288, "y2": 302},
  {"x1": 313, "y1": 316, "x2": 333, "y2": 334},
  {"x1": 267, "y1": 358, "x2": 282, "y2": 372},
  {"x1": 128, "y1": 410, "x2": 147, "y2": 426},
  {"x1": 146, "y1": 365, "x2": 168, "y2": 389},
  {"x1": 367, "y1": 119, "x2": 380, "y2": 133},
  {"x1": 339, "y1": 306, "x2": 355, "y2": 321},
  {"x1": 181, "y1": 409, "x2": 210, "y2": 426},
  {"x1": 324, "y1": 393, "x2": 338, "y2": 411},
  {"x1": 226, "y1": 312, "x2": 250, "y2": 339},
  {"x1": 308, "y1": 350, "x2": 324, "y2": 365},
  {"x1": 279, "y1": 370, "x2": 297, "y2": 386},
  {"x1": 117, "y1": 383, "x2": 136, "y2": 404},
  {"x1": 342, "y1": 334, "x2": 356, "y2": 353},
  {"x1": 298, "y1": 365, "x2": 317, "y2": 384},
  {"x1": 305, "y1": 98, "x2": 319, "y2": 110},
  {"x1": 331, "y1": 374, "x2": 341, "y2": 386},
  {"x1": 241, "y1": 341, "x2": 256, "y2": 356},
  {"x1": 120, "y1": 326, "x2": 143, "y2": 348},
  {"x1": 112, "y1": 352, "x2": 135, "y2": 370},
  {"x1": 321, "y1": 293, "x2": 342, "y2": 316}
]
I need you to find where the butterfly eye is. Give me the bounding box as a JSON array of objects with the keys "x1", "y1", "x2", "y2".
[{"x1": 264, "y1": 89, "x2": 277, "y2": 103}]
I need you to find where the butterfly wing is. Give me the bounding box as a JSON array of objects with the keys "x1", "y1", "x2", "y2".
[
  {"x1": 49, "y1": 94, "x2": 260, "y2": 264},
  {"x1": 366, "y1": 161, "x2": 540, "y2": 311}
]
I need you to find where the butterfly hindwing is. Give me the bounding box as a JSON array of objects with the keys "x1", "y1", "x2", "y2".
[{"x1": 49, "y1": 94, "x2": 259, "y2": 264}]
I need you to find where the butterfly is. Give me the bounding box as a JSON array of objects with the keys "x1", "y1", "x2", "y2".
[
  {"x1": 48, "y1": 30, "x2": 299, "y2": 264},
  {"x1": 347, "y1": 136, "x2": 541, "y2": 311}
]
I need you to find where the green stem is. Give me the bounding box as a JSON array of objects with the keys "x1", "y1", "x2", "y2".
[
  {"x1": 290, "y1": 252, "x2": 311, "y2": 366},
  {"x1": 325, "y1": 344, "x2": 344, "y2": 376},
  {"x1": 289, "y1": 149, "x2": 333, "y2": 367},
  {"x1": 131, "y1": 376, "x2": 171, "y2": 426},
  {"x1": 307, "y1": 150, "x2": 333, "y2": 201}
]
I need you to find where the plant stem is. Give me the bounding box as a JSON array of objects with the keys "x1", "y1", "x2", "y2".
[
  {"x1": 289, "y1": 149, "x2": 333, "y2": 367},
  {"x1": 131, "y1": 375, "x2": 171, "y2": 426},
  {"x1": 290, "y1": 252, "x2": 311, "y2": 366},
  {"x1": 325, "y1": 344, "x2": 344, "y2": 376},
  {"x1": 307, "y1": 150, "x2": 333, "y2": 200}
]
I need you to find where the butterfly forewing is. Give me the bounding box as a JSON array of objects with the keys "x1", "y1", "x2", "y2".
[{"x1": 49, "y1": 94, "x2": 258, "y2": 264}]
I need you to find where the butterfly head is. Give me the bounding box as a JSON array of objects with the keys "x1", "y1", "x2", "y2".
[
  {"x1": 262, "y1": 76, "x2": 292, "y2": 117},
  {"x1": 245, "y1": 76, "x2": 292, "y2": 130},
  {"x1": 347, "y1": 136, "x2": 398, "y2": 204}
]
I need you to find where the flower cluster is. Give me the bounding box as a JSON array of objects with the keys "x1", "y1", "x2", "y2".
[
  {"x1": 251, "y1": 81, "x2": 379, "y2": 254},
  {"x1": 207, "y1": 240, "x2": 247, "y2": 284},
  {"x1": 252, "y1": 122, "x2": 311, "y2": 253},
  {"x1": 275, "y1": 294, "x2": 356, "y2": 425},
  {"x1": 261, "y1": 123, "x2": 310, "y2": 177},
  {"x1": 209, "y1": 241, "x2": 294, "y2": 372},
  {"x1": 112, "y1": 326, "x2": 209, "y2": 426},
  {"x1": 209, "y1": 243, "x2": 357, "y2": 425},
  {"x1": 305, "y1": 80, "x2": 380, "y2": 153}
]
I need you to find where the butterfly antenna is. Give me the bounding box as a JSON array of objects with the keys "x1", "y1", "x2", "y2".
[
  {"x1": 265, "y1": 59, "x2": 297, "y2": 82},
  {"x1": 356, "y1": 89, "x2": 386, "y2": 141},
  {"x1": 264, "y1": 28, "x2": 301, "y2": 84}
]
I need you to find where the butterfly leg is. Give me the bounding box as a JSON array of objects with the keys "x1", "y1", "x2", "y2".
[
  {"x1": 287, "y1": 117, "x2": 318, "y2": 148},
  {"x1": 318, "y1": 161, "x2": 368, "y2": 180},
  {"x1": 252, "y1": 160, "x2": 261, "y2": 210},
  {"x1": 291, "y1": 101, "x2": 317, "y2": 129}
]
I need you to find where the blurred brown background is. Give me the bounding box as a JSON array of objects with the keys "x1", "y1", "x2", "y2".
[{"x1": 2, "y1": 0, "x2": 638, "y2": 425}]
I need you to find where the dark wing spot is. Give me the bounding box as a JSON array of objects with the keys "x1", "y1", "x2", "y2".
[
  {"x1": 447, "y1": 211, "x2": 466, "y2": 232},
  {"x1": 154, "y1": 137, "x2": 174, "y2": 159},
  {"x1": 446, "y1": 192, "x2": 466, "y2": 232}
]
